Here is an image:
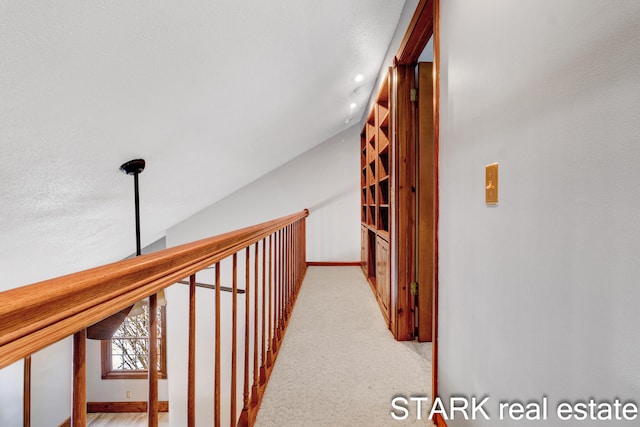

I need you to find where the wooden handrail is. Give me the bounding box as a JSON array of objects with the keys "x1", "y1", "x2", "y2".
[{"x1": 0, "y1": 209, "x2": 308, "y2": 370}]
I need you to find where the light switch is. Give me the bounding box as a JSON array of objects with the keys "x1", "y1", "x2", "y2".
[{"x1": 486, "y1": 163, "x2": 499, "y2": 205}]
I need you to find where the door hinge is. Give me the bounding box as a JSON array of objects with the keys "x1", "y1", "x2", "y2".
[
  {"x1": 410, "y1": 281, "x2": 418, "y2": 296},
  {"x1": 410, "y1": 88, "x2": 418, "y2": 102}
]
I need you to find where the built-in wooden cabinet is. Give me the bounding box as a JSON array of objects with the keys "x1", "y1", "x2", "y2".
[
  {"x1": 361, "y1": 71, "x2": 392, "y2": 326},
  {"x1": 361, "y1": 63, "x2": 435, "y2": 342}
]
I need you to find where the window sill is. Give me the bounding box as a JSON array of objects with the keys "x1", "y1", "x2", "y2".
[{"x1": 102, "y1": 371, "x2": 167, "y2": 380}]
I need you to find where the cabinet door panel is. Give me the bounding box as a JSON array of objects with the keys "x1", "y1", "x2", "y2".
[
  {"x1": 376, "y1": 238, "x2": 390, "y2": 312},
  {"x1": 361, "y1": 226, "x2": 368, "y2": 275}
]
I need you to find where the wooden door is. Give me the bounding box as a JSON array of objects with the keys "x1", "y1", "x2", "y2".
[
  {"x1": 416, "y1": 62, "x2": 436, "y2": 342},
  {"x1": 393, "y1": 64, "x2": 417, "y2": 341}
]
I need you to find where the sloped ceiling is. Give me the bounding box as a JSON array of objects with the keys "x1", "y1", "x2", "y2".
[{"x1": 0, "y1": 1, "x2": 409, "y2": 286}]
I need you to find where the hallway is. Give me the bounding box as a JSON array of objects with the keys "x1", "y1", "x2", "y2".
[{"x1": 255, "y1": 266, "x2": 433, "y2": 426}]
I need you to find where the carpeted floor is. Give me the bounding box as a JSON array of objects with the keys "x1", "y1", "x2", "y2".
[{"x1": 255, "y1": 266, "x2": 434, "y2": 427}]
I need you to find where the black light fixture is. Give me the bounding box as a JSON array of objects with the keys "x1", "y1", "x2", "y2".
[
  {"x1": 120, "y1": 159, "x2": 146, "y2": 257},
  {"x1": 87, "y1": 159, "x2": 146, "y2": 340}
]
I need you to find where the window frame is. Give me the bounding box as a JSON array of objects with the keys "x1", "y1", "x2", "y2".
[{"x1": 101, "y1": 304, "x2": 167, "y2": 380}]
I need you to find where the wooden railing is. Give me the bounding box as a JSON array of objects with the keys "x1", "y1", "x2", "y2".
[{"x1": 0, "y1": 209, "x2": 309, "y2": 427}]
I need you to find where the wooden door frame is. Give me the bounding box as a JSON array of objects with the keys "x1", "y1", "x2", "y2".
[{"x1": 395, "y1": 0, "x2": 442, "y2": 421}]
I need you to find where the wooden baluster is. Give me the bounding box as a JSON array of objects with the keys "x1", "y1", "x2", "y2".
[
  {"x1": 295, "y1": 221, "x2": 300, "y2": 293},
  {"x1": 215, "y1": 262, "x2": 221, "y2": 427},
  {"x1": 188, "y1": 274, "x2": 196, "y2": 427},
  {"x1": 252, "y1": 243, "x2": 259, "y2": 404},
  {"x1": 279, "y1": 229, "x2": 284, "y2": 336},
  {"x1": 293, "y1": 222, "x2": 297, "y2": 294},
  {"x1": 302, "y1": 217, "x2": 307, "y2": 276},
  {"x1": 285, "y1": 226, "x2": 288, "y2": 315},
  {"x1": 287, "y1": 225, "x2": 291, "y2": 314},
  {"x1": 298, "y1": 221, "x2": 302, "y2": 290},
  {"x1": 294, "y1": 221, "x2": 298, "y2": 293},
  {"x1": 290, "y1": 223, "x2": 294, "y2": 299},
  {"x1": 260, "y1": 238, "x2": 267, "y2": 384},
  {"x1": 273, "y1": 231, "x2": 280, "y2": 348},
  {"x1": 288, "y1": 225, "x2": 293, "y2": 312},
  {"x1": 279, "y1": 228, "x2": 287, "y2": 330},
  {"x1": 267, "y1": 235, "x2": 273, "y2": 368},
  {"x1": 241, "y1": 248, "x2": 251, "y2": 425},
  {"x1": 292, "y1": 225, "x2": 295, "y2": 299},
  {"x1": 283, "y1": 226, "x2": 288, "y2": 319},
  {"x1": 276, "y1": 230, "x2": 280, "y2": 335},
  {"x1": 272, "y1": 232, "x2": 276, "y2": 349},
  {"x1": 231, "y1": 254, "x2": 238, "y2": 427},
  {"x1": 23, "y1": 356, "x2": 30, "y2": 427},
  {"x1": 149, "y1": 294, "x2": 159, "y2": 427},
  {"x1": 278, "y1": 228, "x2": 283, "y2": 332},
  {"x1": 303, "y1": 220, "x2": 306, "y2": 276},
  {"x1": 72, "y1": 329, "x2": 86, "y2": 427},
  {"x1": 300, "y1": 220, "x2": 305, "y2": 288}
]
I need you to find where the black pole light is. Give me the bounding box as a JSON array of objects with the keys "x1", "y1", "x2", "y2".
[
  {"x1": 86, "y1": 159, "x2": 146, "y2": 340},
  {"x1": 120, "y1": 159, "x2": 146, "y2": 257}
]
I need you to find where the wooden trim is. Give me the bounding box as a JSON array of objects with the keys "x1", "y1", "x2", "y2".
[
  {"x1": 0, "y1": 209, "x2": 309, "y2": 369},
  {"x1": 396, "y1": 0, "x2": 441, "y2": 404},
  {"x1": 87, "y1": 401, "x2": 169, "y2": 413},
  {"x1": 306, "y1": 262, "x2": 361, "y2": 267},
  {"x1": 432, "y1": 0, "x2": 441, "y2": 408},
  {"x1": 397, "y1": 0, "x2": 434, "y2": 65},
  {"x1": 58, "y1": 417, "x2": 71, "y2": 427}
]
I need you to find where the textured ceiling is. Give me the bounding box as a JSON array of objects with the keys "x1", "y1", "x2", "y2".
[{"x1": 0, "y1": 1, "x2": 408, "y2": 286}]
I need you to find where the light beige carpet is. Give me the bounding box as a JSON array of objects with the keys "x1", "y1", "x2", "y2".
[{"x1": 255, "y1": 266, "x2": 434, "y2": 427}]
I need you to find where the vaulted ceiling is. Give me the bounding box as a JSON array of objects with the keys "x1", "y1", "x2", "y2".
[{"x1": 0, "y1": 1, "x2": 410, "y2": 286}]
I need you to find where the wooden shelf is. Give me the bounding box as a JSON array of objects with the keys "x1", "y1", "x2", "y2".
[
  {"x1": 378, "y1": 130, "x2": 390, "y2": 154},
  {"x1": 377, "y1": 102, "x2": 390, "y2": 129},
  {"x1": 379, "y1": 110, "x2": 390, "y2": 128},
  {"x1": 360, "y1": 74, "x2": 391, "y2": 234},
  {"x1": 361, "y1": 70, "x2": 392, "y2": 330}
]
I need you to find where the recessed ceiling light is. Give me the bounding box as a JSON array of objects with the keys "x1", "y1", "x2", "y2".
[
  {"x1": 354, "y1": 74, "x2": 364, "y2": 83},
  {"x1": 350, "y1": 102, "x2": 357, "y2": 109}
]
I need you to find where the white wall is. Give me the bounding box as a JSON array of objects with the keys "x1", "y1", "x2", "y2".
[
  {"x1": 0, "y1": 340, "x2": 72, "y2": 427},
  {"x1": 165, "y1": 126, "x2": 360, "y2": 425},
  {"x1": 30, "y1": 339, "x2": 73, "y2": 427},
  {"x1": 86, "y1": 335, "x2": 169, "y2": 402},
  {"x1": 364, "y1": 0, "x2": 419, "y2": 120},
  {"x1": 167, "y1": 125, "x2": 361, "y2": 260},
  {"x1": 438, "y1": 1, "x2": 640, "y2": 426}
]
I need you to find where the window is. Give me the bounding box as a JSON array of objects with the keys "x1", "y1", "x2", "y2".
[{"x1": 101, "y1": 303, "x2": 167, "y2": 379}]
